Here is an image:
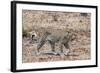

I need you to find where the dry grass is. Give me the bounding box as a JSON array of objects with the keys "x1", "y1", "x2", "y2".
[
  {"x1": 22, "y1": 10, "x2": 91, "y2": 63},
  {"x1": 22, "y1": 31, "x2": 91, "y2": 63}
]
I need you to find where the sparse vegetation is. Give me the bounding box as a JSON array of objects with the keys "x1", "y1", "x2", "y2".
[
  {"x1": 80, "y1": 13, "x2": 88, "y2": 17},
  {"x1": 22, "y1": 10, "x2": 91, "y2": 63},
  {"x1": 22, "y1": 28, "x2": 28, "y2": 37}
]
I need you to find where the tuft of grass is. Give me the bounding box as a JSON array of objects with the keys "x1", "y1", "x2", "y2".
[
  {"x1": 80, "y1": 13, "x2": 88, "y2": 17},
  {"x1": 22, "y1": 28, "x2": 30, "y2": 38}
]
